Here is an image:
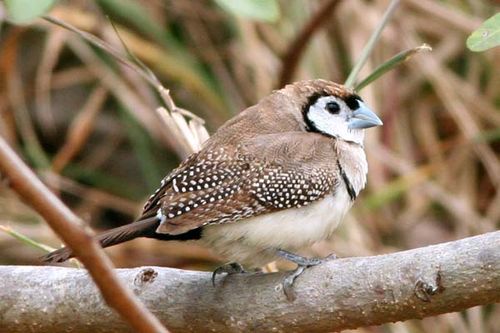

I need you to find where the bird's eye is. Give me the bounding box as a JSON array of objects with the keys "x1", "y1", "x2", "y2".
[{"x1": 325, "y1": 101, "x2": 340, "y2": 114}]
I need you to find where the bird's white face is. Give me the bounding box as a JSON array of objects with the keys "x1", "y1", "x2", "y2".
[{"x1": 304, "y1": 95, "x2": 382, "y2": 145}]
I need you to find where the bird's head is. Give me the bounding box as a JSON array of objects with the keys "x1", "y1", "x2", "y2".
[{"x1": 283, "y1": 80, "x2": 383, "y2": 145}]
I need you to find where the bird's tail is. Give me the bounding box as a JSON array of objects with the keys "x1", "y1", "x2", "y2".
[{"x1": 41, "y1": 217, "x2": 159, "y2": 263}]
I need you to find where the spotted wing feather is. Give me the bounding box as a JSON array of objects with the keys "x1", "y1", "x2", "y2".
[{"x1": 142, "y1": 133, "x2": 339, "y2": 235}]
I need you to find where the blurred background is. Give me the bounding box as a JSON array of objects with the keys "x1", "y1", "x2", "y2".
[{"x1": 0, "y1": 0, "x2": 498, "y2": 332}]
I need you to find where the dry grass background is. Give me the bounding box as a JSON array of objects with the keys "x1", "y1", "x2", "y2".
[{"x1": 0, "y1": 0, "x2": 498, "y2": 332}]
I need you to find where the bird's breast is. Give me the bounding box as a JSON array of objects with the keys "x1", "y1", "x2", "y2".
[{"x1": 201, "y1": 184, "x2": 352, "y2": 267}]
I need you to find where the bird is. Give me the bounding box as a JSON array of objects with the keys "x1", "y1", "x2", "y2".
[{"x1": 42, "y1": 79, "x2": 382, "y2": 300}]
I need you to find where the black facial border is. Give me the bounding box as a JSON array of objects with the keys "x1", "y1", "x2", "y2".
[
  {"x1": 344, "y1": 94, "x2": 363, "y2": 111},
  {"x1": 302, "y1": 90, "x2": 330, "y2": 133},
  {"x1": 302, "y1": 91, "x2": 363, "y2": 134}
]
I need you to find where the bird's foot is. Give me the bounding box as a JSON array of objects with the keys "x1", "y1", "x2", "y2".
[
  {"x1": 277, "y1": 249, "x2": 337, "y2": 266},
  {"x1": 277, "y1": 249, "x2": 337, "y2": 301},
  {"x1": 211, "y1": 262, "x2": 246, "y2": 286}
]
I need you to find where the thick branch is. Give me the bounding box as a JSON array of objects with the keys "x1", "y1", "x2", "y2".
[
  {"x1": 1, "y1": 232, "x2": 498, "y2": 333},
  {"x1": 0, "y1": 136, "x2": 168, "y2": 333}
]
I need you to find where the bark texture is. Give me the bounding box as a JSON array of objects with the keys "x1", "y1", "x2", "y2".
[{"x1": 1, "y1": 231, "x2": 499, "y2": 333}]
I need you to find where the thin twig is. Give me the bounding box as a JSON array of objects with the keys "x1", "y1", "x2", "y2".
[
  {"x1": 42, "y1": 16, "x2": 158, "y2": 90},
  {"x1": 278, "y1": 0, "x2": 342, "y2": 87},
  {"x1": 44, "y1": 15, "x2": 203, "y2": 124},
  {"x1": 34, "y1": 27, "x2": 66, "y2": 136},
  {"x1": 44, "y1": 14, "x2": 208, "y2": 160},
  {"x1": 0, "y1": 135, "x2": 169, "y2": 333},
  {"x1": 51, "y1": 85, "x2": 108, "y2": 172}
]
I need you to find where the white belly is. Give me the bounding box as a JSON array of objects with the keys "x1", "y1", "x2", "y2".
[{"x1": 201, "y1": 187, "x2": 352, "y2": 267}]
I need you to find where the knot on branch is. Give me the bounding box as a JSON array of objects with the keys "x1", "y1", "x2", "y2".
[
  {"x1": 414, "y1": 267, "x2": 445, "y2": 302},
  {"x1": 134, "y1": 267, "x2": 158, "y2": 287}
]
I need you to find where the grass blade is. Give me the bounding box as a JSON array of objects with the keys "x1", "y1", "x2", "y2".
[
  {"x1": 344, "y1": 0, "x2": 400, "y2": 88},
  {"x1": 355, "y1": 44, "x2": 432, "y2": 91},
  {"x1": 0, "y1": 225, "x2": 54, "y2": 253}
]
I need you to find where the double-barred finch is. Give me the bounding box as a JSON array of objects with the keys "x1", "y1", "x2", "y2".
[{"x1": 42, "y1": 79, "x2": 382, "y2": 300}]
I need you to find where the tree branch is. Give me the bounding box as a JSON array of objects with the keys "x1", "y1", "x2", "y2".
[
  {"x1": 0, "y1": 136, "x2": 169, "y2": 333},
  {"x1": 1, "y1": 231, "x2": 498, "y2": 333},
  {"x1": 278, "y1": 0, "x2": 342, "y2": 88}
]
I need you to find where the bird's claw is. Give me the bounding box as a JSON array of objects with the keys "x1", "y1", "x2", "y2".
[
  {"x1": 276, "y1": 249, "x2": 337, "y2": 266},
  {"x1": 211, "y1": 262, "x2": 246, "y2": 286},
  {"x1": 277, "y1": 249, "x2": 338, "y2": 302},
  {"x1": 282, "y1": 265, "x2": 306, "y2": 301}
]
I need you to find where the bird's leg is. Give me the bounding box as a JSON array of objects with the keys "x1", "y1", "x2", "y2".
[
  {"x1": 211, "y1": 262, "x2": 246, "y2": 286},
  {"x1": 276, "y1": 249, "x2": 337, "y2": 301}
]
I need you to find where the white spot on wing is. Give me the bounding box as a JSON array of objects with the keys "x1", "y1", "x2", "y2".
[
  {"x1": 172, "y1": 178, "x2": 179, "y2": 192},
  {"x1": 156, "y1": 208, "x2": 166, "y2": 224}
]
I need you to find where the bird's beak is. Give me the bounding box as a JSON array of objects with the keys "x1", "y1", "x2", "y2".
[{"x1": 348, "y1": 102, "x2": 383, "y2": 129}]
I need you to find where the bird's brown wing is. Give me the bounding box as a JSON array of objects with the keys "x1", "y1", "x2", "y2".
[
  {"x1": 147, "y1": 132, "x2": 340, "y2": 235},
  {"x1": 142, "y1": 152, "x2": 199, "y2": 215}
]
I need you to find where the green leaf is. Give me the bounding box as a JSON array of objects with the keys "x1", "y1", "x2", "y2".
[
  {"x1": 214, "y1": 0, "x2": 280, "y2": 22},
  {"x1": 4, "y1": 0, "x2": 57, "y2": 24},
  {"x1": 466, "y1": 13, "x2": 500, "y2": 52}
]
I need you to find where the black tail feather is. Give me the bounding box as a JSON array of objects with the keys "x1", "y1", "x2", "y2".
[{"x1": 41, "y1": 217, "x2": 159, "y2": 263}]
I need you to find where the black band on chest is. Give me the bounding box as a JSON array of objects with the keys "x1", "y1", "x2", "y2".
[{"x1": 337, "y1": 160, "x2": 357, "y2": 201}]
